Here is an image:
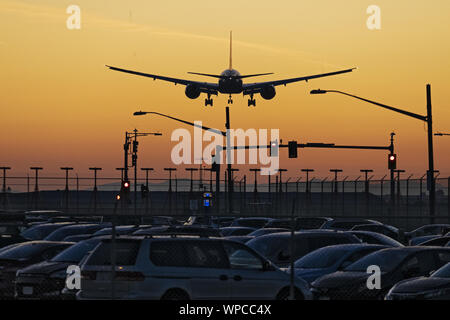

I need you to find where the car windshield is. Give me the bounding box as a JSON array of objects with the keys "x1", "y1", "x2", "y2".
[
  {"x1": 432, "y1": 263, "x2": 450, "y2": 278},
  {"x1": 51, "y1": 239, "x2": 100, "y2": 263},
  {"x1": 344, "y1": 249, "x2": 410, "y2": 272},
  {"x1": 295, "y1": 246, "x2": 351, "y2": 269},
  {"x1": 21, "y1": 224, "x2": 65, "y2": 240},
  {"x1": 0, "y1": 243, "x2": 48, "y2": 260},
  {"x1": 45, "y1": 225, "x2": 96, "y2": 241}
]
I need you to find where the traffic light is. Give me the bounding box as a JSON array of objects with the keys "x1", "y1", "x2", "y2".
[
  {"x1": 288, "y1": 141, "x2": 298, "y2": 158},
  {"x1": 388, "y1": 154, "x2": 397, "y2": 170},
  {"x1": 270, "y1": 140, "x2": 279, "y2": 157},
  {"x1": 132, "y1": 154, "x2": 137, "y2": 167},
  {"x1": 132, "y1": 141, "x2": 139, "y2": 153},
  {"x1": 122, "y1": 180, "x2": 130, "y2": 190}
]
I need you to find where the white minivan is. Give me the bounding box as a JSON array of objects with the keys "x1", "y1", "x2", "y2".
[{"x1": 77, "y1": 236, "x2": 312, "y2": 300}]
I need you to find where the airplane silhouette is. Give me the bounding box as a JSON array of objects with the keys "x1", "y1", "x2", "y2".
[{"x1": 106, "y1": 32, "x2": 355, "y2": 107}]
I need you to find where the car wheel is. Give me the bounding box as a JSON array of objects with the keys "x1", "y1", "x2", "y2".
[
  {"x1": 161, "y1": 289, "x2": 190, "y2": 300},
  {"x1": 276, "y1": 287, "x2": 304, "y2": 300}
]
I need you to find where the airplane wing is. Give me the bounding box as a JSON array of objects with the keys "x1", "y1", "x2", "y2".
[
  {"x1": 242, "y1": 68, "x2": 355, "y2": 92},
  {"x1": 106, "y1": 65, "x2": 219, "y2": 93}
]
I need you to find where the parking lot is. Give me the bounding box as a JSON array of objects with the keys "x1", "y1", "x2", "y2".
[{"x1": 1, "y1": 211, "x2": 450, "y2": 300}]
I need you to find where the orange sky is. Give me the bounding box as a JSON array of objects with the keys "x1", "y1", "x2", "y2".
[{"x1": 1, "y1": 0, "x2": 450, "y2": 182}]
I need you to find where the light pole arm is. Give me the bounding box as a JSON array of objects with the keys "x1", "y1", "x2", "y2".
[
  {"x1": 325, "y1": 90, "x2": 427, "y2": 122},
  {"x1": 135, "y1": 111, "x2": 226, "y2": 136}
]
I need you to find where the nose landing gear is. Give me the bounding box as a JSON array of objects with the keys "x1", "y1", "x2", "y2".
[
  {"x1": 247, "y1": 94, "x2": 256, "y2": 107},
  {"x1": 228, "y1": 95, "x2": 233, "y2": 104},
  {"x1": 205, "y1": 94, "x2": 213, "y2": 106}
]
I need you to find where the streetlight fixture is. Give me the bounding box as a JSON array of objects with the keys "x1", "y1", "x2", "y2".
[{"x1": 311, "y1": 85, "x2": 437, "y2": 221}]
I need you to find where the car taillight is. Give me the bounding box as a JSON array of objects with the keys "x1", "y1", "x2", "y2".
[
  {"x1": 114, "y1": 271, "x2": 145, "y2": 281},
  {"x1": 81, "y1": 270, "x2": 96, "y2": 280}
]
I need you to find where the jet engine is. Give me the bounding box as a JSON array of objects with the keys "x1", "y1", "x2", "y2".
[
  {"x1": 260, "y1": 85, "x2": 276, "y2": 100},
  {"x1": 185, "y1": 84, "x2": 201, "y2": 99}
]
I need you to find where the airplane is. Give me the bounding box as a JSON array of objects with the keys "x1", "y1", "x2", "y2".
[{"x1": 106, "y1": 32, "x2": 355, "y2": 107}]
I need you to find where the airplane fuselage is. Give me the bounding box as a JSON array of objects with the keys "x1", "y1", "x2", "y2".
[{"x1": 218, "y1": 69, "x2": 243, "y2": 94}]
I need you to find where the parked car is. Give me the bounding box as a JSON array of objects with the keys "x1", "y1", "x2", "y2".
[
  {"x1": 231, "y1": 218, "x2": 274, "y2": 229},
  {"x1": 77, "y1": 236, "x2": 312, "y2": 300},
  {"x1": 20, "y1": 222, "x2": 75, "y2": 241},
  {"x1": 211, "y1": 217, "x2": 235, "y2": 228},
  {"x1": 347, "y1": 231, "x2": 404, "y2": 247},
  {"x1": 220, "y1": 227, "x2": 256, "y2": 237},
  {"x1": 92, "y1": 225, "x2": 142, "y2": 237},
  {"x1": 63, "y1": 234, "x2": 94, "y2": 242},
  {"x1": 0, "y1": 241, "x2": 74, "y2": 297},
  {"x1": 264, "y1": 217, "x2": 332, "y2": 230},
  {"x1": 224, "y1": 236, "x2": 254, "y2": 243},
  {"x1": 0, "y1": 224, "x2": 27, "y2": 249},
  {"x1": 140, "y1": 216, "x2": 177, "y2": 226},
  {"x1": 351, "y1": 224, "x2": 405, "y2": 243},
  {"x1": 44, "y1": 224, "x2": 108, "y2": 241},
  {"x1": 248, "y1": 228, "x2": 290, "y2": 237},
  {"x1": 132, "y1": 225, "x2": 222, "y2": 237},
  {"x1": 386, "y1": 262, "x2": 450, "y2": 300},
  {"x1": 247, "y1": 231, "x2": 361, "y2": 267},
  {"x1": 24, "y1": 211, "x2": 64, "y2": 225},
  {"x1": 15, "y1": 237, "x2": 106, "y2": 300},
  {"x1": 290, "y1": 244, "x2": 387, "y2": 283},
  {"x1": 405, "y1": 224, "x2": 450, "y2": 241},
  {"x1": 409, "y1": 235, "x2": 441, "y2": 246},
  {"x1": 311, "y1": 247, "x2": 450, "y2": 300},
  {"x1": 320, "y1": 218, "x2": 382, "y2": 231},
  {"x1": 184, "y1": 216, "x2": 218, "y2": 228},
  {"x1": 420, "y1": 236, "x2": 450, "y2": 247}
]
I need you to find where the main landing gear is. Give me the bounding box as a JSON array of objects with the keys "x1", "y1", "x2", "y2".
[
  {"x1": 248, "y1": 94, "x2": 256, "y2": 107},
  {"x1": 205, "y1": 94, "x2": 213, "y2": 106}
]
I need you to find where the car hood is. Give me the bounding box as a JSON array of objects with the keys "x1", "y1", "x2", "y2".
[
  {"x1": 312, "y1": 271, "x2": 369, "y2": 289},
  {"x1": 18, "y1": 260, "x2": 70, "y2": 275},
  {"x1": 393, "y1": 277, "x2": 450, "y2": 293}
]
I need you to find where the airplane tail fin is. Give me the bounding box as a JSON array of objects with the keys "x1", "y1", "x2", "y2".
[{"x1": 229, "y1": 31, "x2": 232, "y2": 70}]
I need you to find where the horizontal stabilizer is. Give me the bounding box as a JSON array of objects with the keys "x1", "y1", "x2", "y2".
[
  {"x1": 188, "y1": 72, "x2": 223, "y2": 78},
  {"x1": 238, "y1": 73, "x2": 274, "y2": 79}
]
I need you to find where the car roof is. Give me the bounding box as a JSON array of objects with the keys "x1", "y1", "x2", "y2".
[{"x1": 253, "y1": 230, "x2": 354, "y2": 239}]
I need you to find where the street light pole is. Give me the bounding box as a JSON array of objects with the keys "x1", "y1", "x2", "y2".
[
  {"x1": 311, "y1": 85, "x2": 436, "y2": 222},
  {"x1": 0, "y1": 167, "x2": 11, "y2": 209},
  {"x1": 141, "y1": 168, "x2": 153, "y2": 215},
  {"x1": 60, "y1": 167, "x2": 73, "y2": 213},
  {"x1": 250, "y1": 169, "x2": 261, "y2": 193},
  {"x1": 186, "y1": 168, "x2": 198, "y2": 192},
  {"x1": 89, "y1": 167, "x2": 102, "y2": 214},
  {"x1": 330, "y1": 169, "x2": 343, "y2": 193},
  {"x1": 301, "y1": 169, "x2": 314, "y2": 194},
  {"x1": 30, "y1": 167, "x2": 43, "y2": 210}
]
